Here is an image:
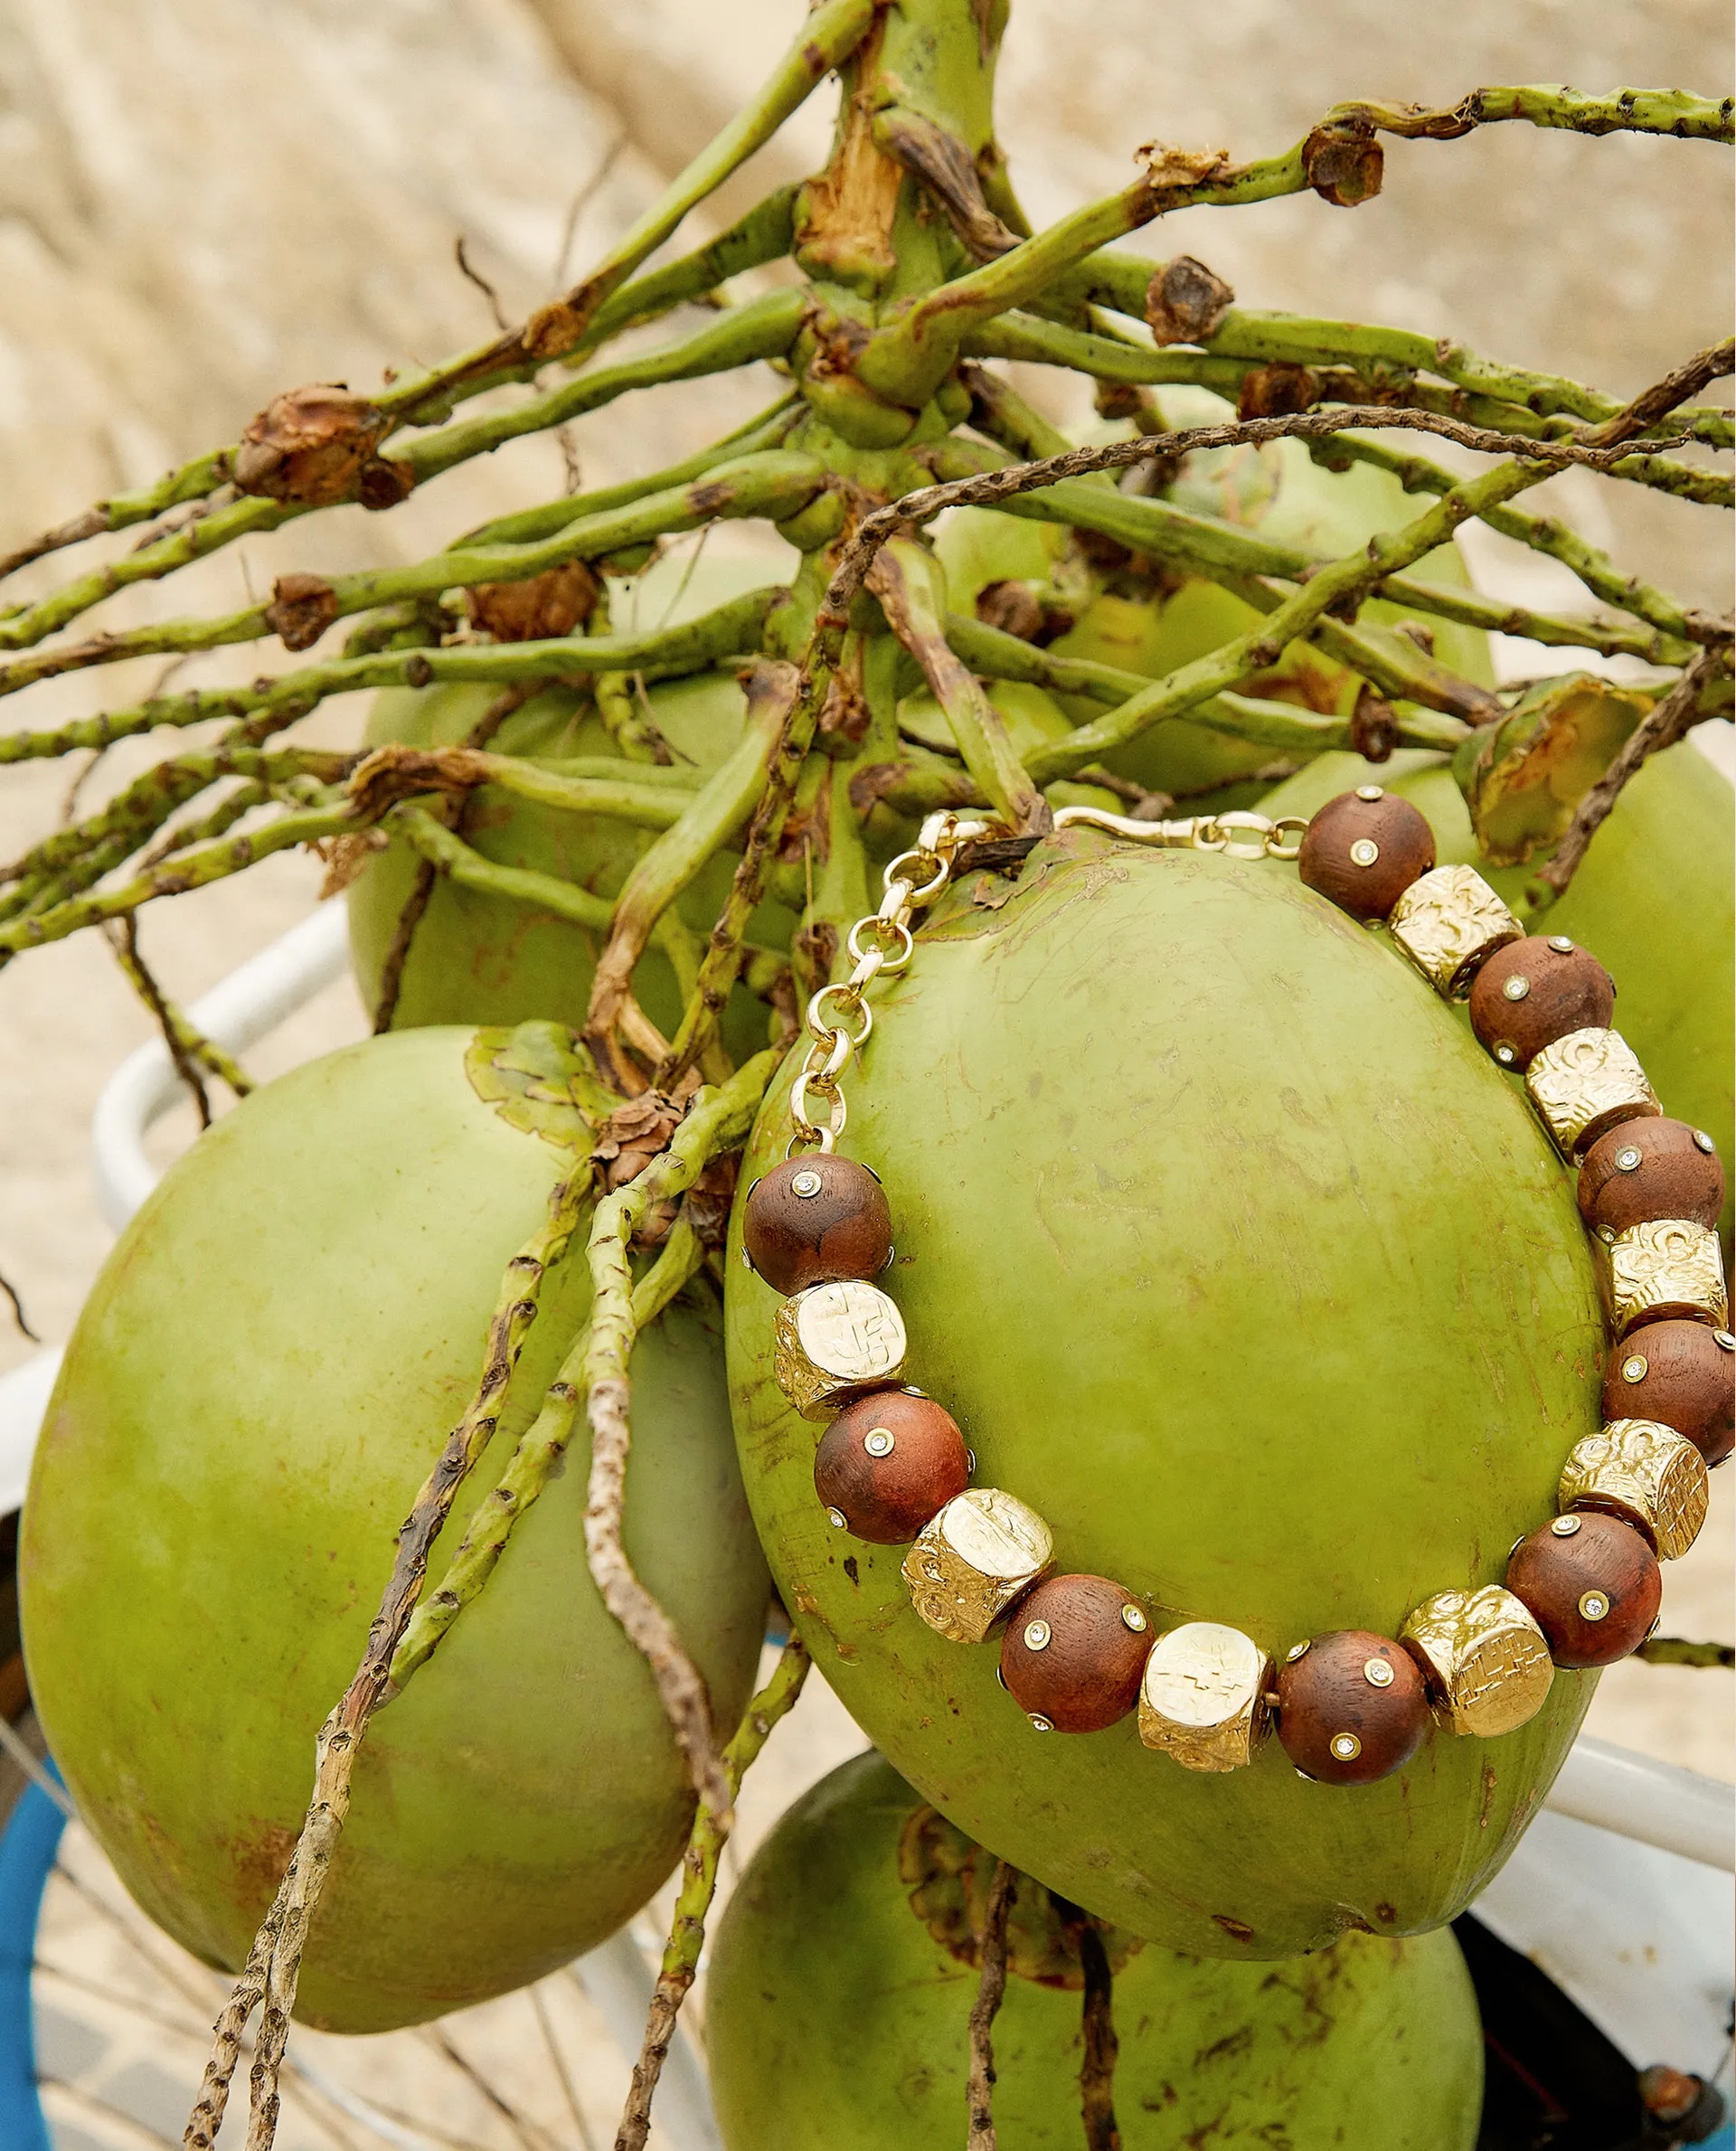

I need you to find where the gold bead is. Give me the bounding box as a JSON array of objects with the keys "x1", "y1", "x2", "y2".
[
  {"x1": 1400, "y1": 1586, "x2": 1552, "y2": 1738},
  {"x1": 772, "y1": 1279, "x2": 907, "y2": 1420},
  {"x1": 1559, "y1": 1419, "x2": 1709, "y2": 1560},
  {"x1": 1137, "y1": 1622, "x2": 1270, "y2": 1773},
  {"x1": 1386, "y1": 865, "x2": 1522, "y2": 998},
  {"x1": 1524, "y1": 1027, "x2": 1659, "y2": 1158},
  {"x1": 901, "y1": 1489, "x2": 1054, "y2": 1644},
  {"x1": 1604, "y1": 1219, "x2": 1729, "y2": 1335}
]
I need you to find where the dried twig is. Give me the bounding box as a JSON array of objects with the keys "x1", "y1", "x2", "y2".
[
  {"x1": 613, "y1": 1637, "x2": 811, "y2": 2151},
  {"x1": 965, "y1": 1862, "x2": 1017, "y2": 2150},
  {"x1": 1534, "y1": 648, "x2": 1725, "y2": 899},
  {"x1": 0, "y1": 1266, "x2": 38, "y2": 1343},
  {"x1": 105, "y1": 915, "x2": 212, "y2": 1127},
  {"x1": 1074, "y1": 1916, "x2": 1121, "y2": 2151}
]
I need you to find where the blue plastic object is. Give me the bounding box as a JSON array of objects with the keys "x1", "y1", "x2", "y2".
[{"x1": 0, "y1": 1774, "x2": 65, "y2": 2151}]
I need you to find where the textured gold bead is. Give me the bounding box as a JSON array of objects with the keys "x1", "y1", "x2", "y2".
[
  {"x1": 1524, "y1": 1027, "x2": 1659, "y2": 1158},
  {"x1": 1605, "y1": 1219, "x2": 1729, "y2": 1335},
  {"x1": 772, "y1": 1279, "x2": 907, "y2": 1420},
  {"x1": 901, "y1": 1489, "x2": 1054, "y2": 1644},
  {"x1": 1400, "y1": 1586, "x2": 1552, "y2": 1738},
  {"x1": 1559, "y1": 1419, "x2": 1709, "y2": 1561},
  {"x1": 1386, "y1": 865, "x2": 1522, "y2": 998},
  {"x1": 1136, "y1": 1622, "x2": 1270, "y2": 1773}
]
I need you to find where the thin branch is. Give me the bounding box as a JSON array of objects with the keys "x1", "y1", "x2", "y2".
[
  {"x1": 0, "y1": 1265, "x2": 37, "y2": 1343},
  {"x1": 1533, "y1": 649, "x2": 1725, "y2": 899},
  {"x1": 454, "y1": 238, "x2": 510, "y2": 334},
  {"x1": 1053, "y1": 1901, "x2": 1122, "y2": 2151},
  {"x1": 612, "y1": 1637, "x2": 811, "y2": 2151},
  {"x1": 966, "y1": 1863, "x2": 1017, "y2": 2151},
  {"x1": 104, "y1": 916, "x2": 212, "y2": 1127},
  {"x1": 1636, "y1": 1637, "x2": 1735, "y2": 1669}
]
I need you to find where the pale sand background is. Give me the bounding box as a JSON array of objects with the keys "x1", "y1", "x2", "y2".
[{"x1": 0, "y1": 1, "x2": 1730, "y2": 2137}]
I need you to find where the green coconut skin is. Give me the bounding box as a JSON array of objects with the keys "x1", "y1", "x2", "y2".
[
  {"x1": 726, "y1": 832, "x2": 1600, "y2": 1958},
  {"x1": 347, "y1": 672, "x2": 795, "y2": 1059},
  {"x1": 706, "y1": 1752, "x2": 1483, "y2": 2151},
  {"x1": 21, "y1": 1028, "x2": 769, "y2": 2033},
  {"x1": 1261, "y1": 741, "x2": 1734, "y2": 1245}
]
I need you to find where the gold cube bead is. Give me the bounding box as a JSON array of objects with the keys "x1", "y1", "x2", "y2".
[
  {"x1": 772, "y1": 1280, "x2": 907, "y2": 1420},
  {"x1": 1524, "y1": 1027, "x2": 1659, "y2": 1158},
  {"x1": 1559, "y1": 1419, "x2": 1709, "y2": 1561},
  {"x1": 1400, "y1": 1586, "x2": 1552, "y2": 1738},
  {"x1": 1386, "y1": 865, "x2": 1522, "y2": 998},
  {"x1": 1136, "y1": 1621, "x2": 1270, "y2": 1773},
  {"x1": 902, "y1": 1490, "x2": 1054, "y2": 1644},
  {"x1": 1605, "y1": 1218, "x2": 1729, "y2": 1335}
]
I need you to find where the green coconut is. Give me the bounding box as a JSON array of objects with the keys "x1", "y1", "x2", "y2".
[
  {"x1": 1260, "y1": 741, "x2": 1734, "y2": 1244},
  {"x1": 726, "y1": 830, "x2": 1601, "y2": 1958},
  {"x1": 347, "y1": 668, "x2": 796, "y2": 1057},
  {"x1": 707, "y1": 1751, "x2": 1484, "y2": 2150},
  {"x1": 21, "y1": 1025, "x2": 769, "y2": 2032}
]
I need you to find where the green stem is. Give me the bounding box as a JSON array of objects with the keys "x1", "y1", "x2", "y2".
[
  {"x1": 394, "y1": 290, "x2": 806, "y2": 487},
  {"x1": 1024, "y1": 456, "x2": 1554, "y2": 784},
  {"x1": 393, "y1": 807, "x2": 615, "y2": 930},
  {"x1": 391, "y1": 1213, "x2": 707, "y2": 1690},
  {"x1": 1636, "y1": 1637, "x2": 1735, "y2": 1669},
  {"x1": 614, "y1": 1637, "x2": 811, "y2": 2151},
  {"x1": 581, "y1": 1053, "x2": 781, "y2": 1818},
  {"x1": 586, "y1": 666, "x2": 792, "y2": 1044},
  {"x1": 0, "y1": 803, "x2": 357, "y2": 962},
  {"x1": 1305, "y1": 432, "x2": 1712, "y2": 650},
  {"x1": 872, "y1": 539, "x2": 1048, "y2": 830},
  {"x1": 657, "y1": 663, "x2": 827, "y2": 1086},
  {"x1": 388, "y1": 0, "x2": 875, "y2": 410}
]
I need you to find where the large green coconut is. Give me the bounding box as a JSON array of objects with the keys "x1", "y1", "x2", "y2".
[
  {"x1": 348, "y1": 668, "x2": 796, "y2": 1056},
  {"x1": 21, "y1": 1026, "x2": 769, "y2": 2032},
  {"x1": 726, "y1": 830, "x2": 1601, "y2": 1958},
  {"x1": 707, "y1": 1751, "x2": 1484, "y2": 2149},
  {"x1": 1260, "y1": 741, "x2": 1734, "y2": 1244}
]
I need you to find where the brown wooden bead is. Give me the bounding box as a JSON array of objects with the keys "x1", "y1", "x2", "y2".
[
  {"x1": 1467, "y1": 937, "x2": 1616, "y2": 1071},
  {"x1": 998, "y1": 1573, "x2": 1151, "y2": 1733},
  {"x1": 1603, "y1": 1321, "x2": 1735, "y2": 1467},
  {"x1": 1505, "y1": 1512, "x2": 1662, "y2": 1669},
  {"x1": 1297, "y1": 789, "x2": 1437, "y2": 921},
  {"x1": 743, "y1": 1156, "x2": 892, "y2": 1296},
  {"x1": 814, "y1": 1390, "x2": 970, "y2": 1545},
  {"x1": 1276, "y1": 1631, "x2": 1430, "y2": 1786},
  {"x1": 1577, "y1": 1118, "x2": 1727, "y2": 1240}
]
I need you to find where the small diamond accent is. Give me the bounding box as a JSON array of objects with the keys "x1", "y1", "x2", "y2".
[
  {"x1": 1024, "y1": 1619, "x2": 1052, "y2": 1651},
  {"x1": 826, "y1": 1506, "x2": 848, "y2": 1528},
  {"x1": 1621, "y1": 1355, "x2": 1648, "y2": 1383},
  {"x1": 1551, "y1": 1514, "x2": 1582, "y2": 1537},
  {"x1": 1578, "y1": 1591, "x2": 1610, "y2": 1622},
  {"x1": 1029, "y1": 1713, "x2": 1054, "y2": 1732},
  {"x1": 863, "y1": 1429, "x2": 894, "y2": 1458},
  {"x1": 1354, "y1": 785, "x2": 1384, "y2": 801},
  {"x1": 1615, "y1": 1146, "x2": 1643, "y2": 1173},
  {"x1": 1694, "y1": 1128, "x2": 1717, "y2": 1155},
  {"x1": 791, "y1": 1169, "x2": 824, "y2": 1198},
  {"x1": 1548, "y1": 936, "x2": 1574, "y2": 953},
  {"x1": 1121, "y1": 1604, "x2": 1148, "y2": 1633},
  {"x1": 1363, "y1": 1658, "x2": 1394, "y2": 1688},
  {"x1": 1330, "y1": 1732, "x2": 1363, "y2": 1761},
  {"x1": 1349, "y1": 838, "x2": 1381, "y2": 867},
  {"x1": 1503, "y1": 975, "x2": 1532, "y2": 1002}
]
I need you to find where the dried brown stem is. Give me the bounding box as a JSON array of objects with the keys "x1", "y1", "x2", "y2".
[
  {"x1": 0, "y1": 1266, "x2": 38, "y2": 1343},
  {"x1": 966, "y1": 1862, "x2": 1017, "y2": 2150},
  {"x1": 822, "y1": 398, "x2": 1712, "y2": 629},
  {"x1": 1534, "y1": 649, "x2": 1725, "y2": 899},
  {"x1": 182, "y1": 1909, "x2": 283, "y2": 2149},
  {"x1": 613, "y1": 1637, "x2": 811, "y2": 2151},
  {"x1": 105, "y1": 916, "x2": 212, "y2": 1127},
  {"x1": 1067, "y1": 1907, "x2": 1122, "y2": 2151}
]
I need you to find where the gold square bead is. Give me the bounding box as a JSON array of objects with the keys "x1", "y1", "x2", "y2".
[
  {"x1": 1400, "y1": 1586, "x2": 1552, "y2": 1738},
  {"x1": 1524, "y1": 1027, "x2": 1659, "y2": 1158},
  {"x1": 1386, "y1": 865, "x2": 1522, "y2": 998},
  {"x1": 1559, "y1": 1420, "x2": 1709, "y2": 1560},
  {"x1": 901, "y1": 1490, "x2": 1054, "y2": 1644},
  {"x1": 772, "y1": 1280, "x2": 907, "y2": 1420},
  {"x1": 1136, "y1": 1622, "x2": 1270, "y2": 1773},
  {"x1": 1605, "y1": 1219, "x2": 1729, "y2": 1335}
]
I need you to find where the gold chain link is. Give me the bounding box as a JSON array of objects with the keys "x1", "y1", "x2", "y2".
[
  {"x1": 785, "y1": 804, "x2": 1309, "y2": 1153},
  {"x1": 787, "y1": 811, "x2": 996, "y2": 1155}
]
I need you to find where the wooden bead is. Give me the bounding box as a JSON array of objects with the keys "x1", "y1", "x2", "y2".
[
  {"x1": 1276, "y1": 1631, "x2": 1431, "y2": 1785},
  {"x1": 814, "y1": 1390, "x2": 970, "y2": 1545},
  {"x1": 1505, "y1": 1512, "x2": 1661, "y2": 1669},
  {"x1": 1297, "y1": 789, "x2": 1436, "y2": 921},
  {"x1": 1578, "y1": 1118, "x2": 1727, "y2": 1239},
  {"x1": 1467, "y1": 937, "x2": 1616, "y2": 1071},
  {"x1": 1603, "y1": 1323, "x2": 1734, "y2": 1467},
  {"x1": 743, "y1": 1156, "x2": 892, "y2": 1296},
  {"x1": 998, "y1": 1573, "x2": 1151, "y2": 1733}
]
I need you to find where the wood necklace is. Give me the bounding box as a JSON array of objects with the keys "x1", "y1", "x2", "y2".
[{"x1": 741, "y1": 799, "x2": 1731, "y2": 1788}]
